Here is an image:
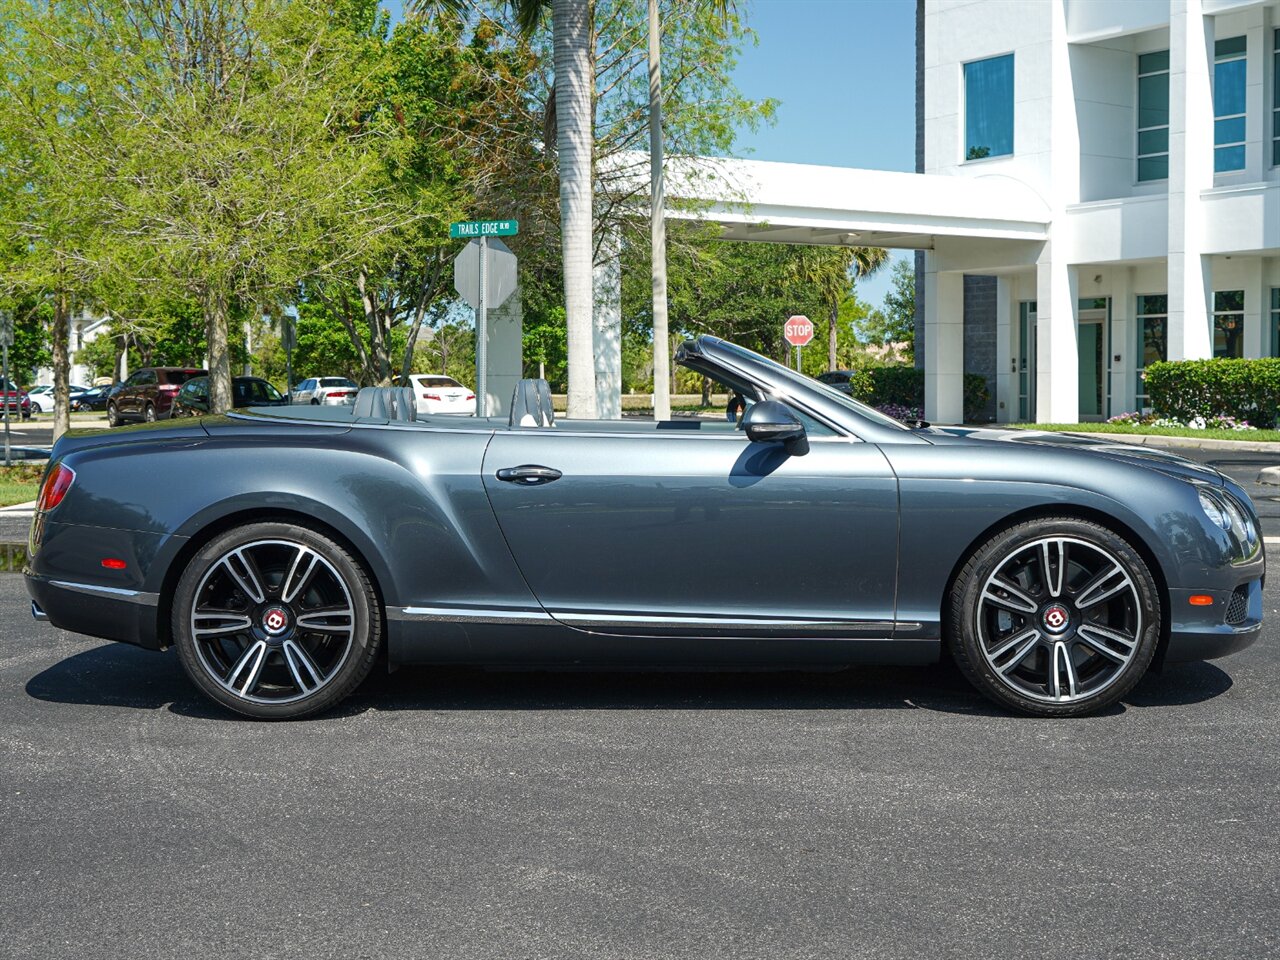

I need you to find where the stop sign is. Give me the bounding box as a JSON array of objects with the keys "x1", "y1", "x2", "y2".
[{"x1": 784, "y1": 315, "x2": 814, "y2": 347}]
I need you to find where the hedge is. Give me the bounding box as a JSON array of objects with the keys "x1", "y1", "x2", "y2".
[
  {"x1": 843, "y1": 366, "x2": 990, "y2": 422},
  {"x1": 1145, "y1": 358, "x2": 1280, "y2": 428}
]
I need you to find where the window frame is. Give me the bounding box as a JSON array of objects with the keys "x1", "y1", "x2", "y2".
[
  {"x1": 1136, "y1": 49, "x2": 1170, "y2": 183},
  {"x1": 1135, "y1": 294, "x2": 1168, "y2": 412},
  {"x1": 962, "y1": 52, "x2": 1015, "y2": 163},
  {"x1": 1212, "y1": 289, "x2": 1245, "y2": 358},
  {"x1": 1214, "y1": 36, "x2": 1247, "y2": 174}
]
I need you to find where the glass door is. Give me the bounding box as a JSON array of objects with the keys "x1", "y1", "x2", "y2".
[{"x1": 1018, "y1": 301, "x2": 1036, "y2": 422}]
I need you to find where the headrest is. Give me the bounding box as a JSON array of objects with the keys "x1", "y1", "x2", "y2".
[
  {"x1": 353, "y1": 386, "x2": 416, "y2": 422},
  {"x1": 509, "y1": 378, "x2": 554, "y2": 428}
]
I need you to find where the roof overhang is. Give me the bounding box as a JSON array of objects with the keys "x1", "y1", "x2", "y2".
[{"x1": 608, "y1": 153, "x2": 1051, "y2": 250}]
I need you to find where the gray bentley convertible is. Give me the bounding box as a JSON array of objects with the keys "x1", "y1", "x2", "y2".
[{"x1": 26, "y1": 337, "x2": 1264, "y2": 719}]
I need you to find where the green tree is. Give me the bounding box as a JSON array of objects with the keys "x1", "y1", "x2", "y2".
[
  {"x1": 70, "y1": 0, "x2": 426, "y2": 413},
  {"x1": 874, "y1": 258, "x2": 917, "y2": 357}
]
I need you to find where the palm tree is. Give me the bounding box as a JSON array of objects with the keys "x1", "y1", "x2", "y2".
[
  {"x1": 415, "y1": 0, "x2": 597, "y2": 418},
  {"x1": 790, "y1": 246, "x2": 888, "y2": 372}
]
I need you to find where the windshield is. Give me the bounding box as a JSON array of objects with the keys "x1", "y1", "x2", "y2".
[
  {"x1": 417, "y1": 376, "x2": 463, "y2": 388},
  {"x1": 711, "y1": 340, "x2": 911, "y2": 432}
]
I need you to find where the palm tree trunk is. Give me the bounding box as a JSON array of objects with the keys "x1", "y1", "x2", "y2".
[
  {"x1": 648, "y1": 0, "x2": 671, "y2": 421},
  {"x1": 554, "y1": 0, "x2": 596, "y2": 419},
  {"x1": 828, "y1": 296, "x2": 839, "y2": 372}
]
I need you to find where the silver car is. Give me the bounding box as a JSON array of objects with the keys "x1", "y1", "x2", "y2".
[{"x1": 290, "y1": 377, "x2": 357, "y2": 406}]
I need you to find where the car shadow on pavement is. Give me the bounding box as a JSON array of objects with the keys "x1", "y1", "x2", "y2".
[{"x1": 23, "y1": 641, "x2": 1236, "y2": 721}]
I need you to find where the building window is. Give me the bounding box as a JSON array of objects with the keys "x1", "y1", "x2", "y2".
[
  {"x1": 1273, "y1": 32, "x2": 1280, "y2": 165},
  {"x1": 1137, "y1": 50, "x2": 1170, "y2": 181},
  {"x1": 1136, "y1": 294, "x2": 1167, "y2": 411},
  {"x1": 964, "y1": 54, "x2": 1014, "y2": 161},
  {"x1": 1214, "y1": 36, "x2": 1247, "y2": 173},
  {"x1": 1214, "y1": 290, "x2": 1244, "y2": 358}
]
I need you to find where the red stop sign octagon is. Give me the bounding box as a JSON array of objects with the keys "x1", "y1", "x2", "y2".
[{"x1": 784, "y1": 315, "x2": 814, "y2": 347}]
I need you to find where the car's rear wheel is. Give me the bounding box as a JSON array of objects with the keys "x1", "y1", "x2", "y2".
[
  {"x1": 172, "y1": 522, "x2": 382, "y2": 719},
  {"x1": 107, "y1": 403, "x2": 122, "y2": 427},
  {"x1": 143, "y1": 403, "x2": 156, "y2": 423},
  {"x1": 948, "y1": 517, "x2": 1161, "y2": 717}
]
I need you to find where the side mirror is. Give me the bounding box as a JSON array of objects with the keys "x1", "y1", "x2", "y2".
[{"x1": 743, "y1": 400, "x2": 809, "y2": 456}]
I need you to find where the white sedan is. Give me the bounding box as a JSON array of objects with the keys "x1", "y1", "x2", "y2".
[
  {"x1": 28, "y1": 384, "x2": 90, "y2": 413},
  {"x1": 400, "y1": 375, "x2": 475, "y2": 416},
  {"x1": 291, "y1": 377, "x2": 358, "y2": 405}
]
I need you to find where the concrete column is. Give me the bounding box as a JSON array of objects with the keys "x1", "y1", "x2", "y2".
[
  {"x1": 924, "y1": 259, "x2": 964, "y2": 424},
  {"x1": 486, "y1": 285, "x2": 523, "y2": 417},
  {"x1": 592, "y1": 229, "x2": 622, "y2": 420},
  {"x1": 1035, "y1": 252, "x2": 1079, "y2": 423},
  {"x1": 1110, "y1": 266, "x2": 1135, "y2": 414},
  {"x1": 1168, "y1": 0, "x2": 1214, "y2": 360},
  {"x1": 994, "y1": 277, "x2": 1013, "y2": 423},
  {"x1": 1244, "y1": 256, "x2": 1266, "y2": 358}
]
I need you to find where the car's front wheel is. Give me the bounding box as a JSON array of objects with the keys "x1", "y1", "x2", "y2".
[
  {"x1": 172, "y1": 522, "x2": 382, "y2": 719},
  {"x1": 106, "y1": 403, "x2": 120, "y2": 427},
  {"x1": 948, "y1": 517, "x2": 1161, "y2": 717}
]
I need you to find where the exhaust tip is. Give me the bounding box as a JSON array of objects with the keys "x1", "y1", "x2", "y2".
[{"x1": 30, "y1": 600, "x2": 47, "y2": 622}]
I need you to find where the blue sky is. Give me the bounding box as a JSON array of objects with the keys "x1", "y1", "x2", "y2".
[{"x1": 730, "y1": 0, "x2": 916, "y2": 306}]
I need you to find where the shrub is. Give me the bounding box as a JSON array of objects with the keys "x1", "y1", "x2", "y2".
[
  {"x1": 1145, "y1": 358, "x2": 1280, "y2": 428},
  {"x1": 852, "y1": 366, "x2": 990, "y2": 423}
]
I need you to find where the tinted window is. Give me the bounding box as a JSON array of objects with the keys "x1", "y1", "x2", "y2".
[
  {"x1": 135, "y1": 370, "x2": 157, "y2": 385},
  {"x1": 235, "y1": 380, "x2": 284, "y2": 403},
  {"x1": 319, "y1": 378, "x2": 356, "y2": 388},
  {"x1": 964, "y1": 54, "x2": 1014, "y2": 160},
  {"x1": 163, "y1": 369, "x2": 203, "y2": 386}
]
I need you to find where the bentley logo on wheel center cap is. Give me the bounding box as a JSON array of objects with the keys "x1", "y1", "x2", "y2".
[
  {"x1": 262, "y1": 606, "x2": 290, "y2": 635},
  {"x1": 1042, "y1": 603, "x2": 1070, "y2": 634}
]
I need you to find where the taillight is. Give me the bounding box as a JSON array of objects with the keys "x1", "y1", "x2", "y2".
[
  {"x1": 325, "y1": 391, "x2": 348, "y2": 399},
  {"x1": 423, "y1": 393, "x2": 442, "y2": 401},
  {"x1": 466, "y1": 394, "x2": 475, "y2": 401},
  {"x1": 37, "y1": 463, "x2": 75, "y2": 512},
  {"x1": 159, "y1": 384, "x2": 180, "y2": 394}
]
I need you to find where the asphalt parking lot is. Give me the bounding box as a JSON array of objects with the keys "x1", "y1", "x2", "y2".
[{"x1": 1, "y1": 573, "x2": 1278, "y2": 959}]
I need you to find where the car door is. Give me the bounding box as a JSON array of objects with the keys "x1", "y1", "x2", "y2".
[
  {"x1": 113, "y1": 373, "x2": 139, "y2": 416},
  {"x1": 481, "y1": 421, "x2": 899, "y2": 637}
]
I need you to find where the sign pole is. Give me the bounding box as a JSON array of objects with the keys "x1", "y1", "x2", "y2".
[
  {"x1": 475, "y1": 234, "x2": 488, "y2": 418},
  {"x1": 284, "y1": 318, "x2": 294, "y2": 401}
]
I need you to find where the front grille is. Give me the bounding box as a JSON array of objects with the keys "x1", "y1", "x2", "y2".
[{"x1": 1225, "y1": 586, "x2": 1250, "y2": 625}]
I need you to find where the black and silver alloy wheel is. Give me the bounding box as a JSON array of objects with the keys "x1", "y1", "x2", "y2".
[
  {"x1": 106, "y1": 403, "x2": 119, "y2": 427},
  {"x1": 173, "y1": 522, "x2": 381, "y2": 719},
  {"x1": 950, "y1": 518, "x2": 1160, "y2": 717}
]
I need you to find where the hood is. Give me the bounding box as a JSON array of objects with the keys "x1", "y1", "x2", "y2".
[{"x1": 919, "y1": 425, "x2": 1227, "y2": 486}]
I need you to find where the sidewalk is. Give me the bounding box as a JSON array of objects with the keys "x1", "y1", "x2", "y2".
[{"x1": 1053, "y1": 429, "x2": 1280, "y2": 454}]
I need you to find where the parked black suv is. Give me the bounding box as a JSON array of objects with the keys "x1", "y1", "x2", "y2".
[{"x1": 107, "y1": 367, "x2": 206, "y2": 426}]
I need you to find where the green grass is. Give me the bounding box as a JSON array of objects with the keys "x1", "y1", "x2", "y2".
[
  {"x1": 1008, "y1": 422, "x2": 1280, "y2": 443},
  {"x1": 0, "y1": 463, "x2": 43, "y2": 507}
]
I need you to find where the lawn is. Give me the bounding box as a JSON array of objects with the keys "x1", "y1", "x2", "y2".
[
  {"x1": 1008, "y1": 421, "x2": 1280, "y2": 443},
  {"x1": 0, "y1": 462, "x2": 44, "y2": 507}
]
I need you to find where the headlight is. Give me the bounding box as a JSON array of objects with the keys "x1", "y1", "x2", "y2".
[{"x1": 1199, "y1": 490, "x2": 1229, "y2": 531}]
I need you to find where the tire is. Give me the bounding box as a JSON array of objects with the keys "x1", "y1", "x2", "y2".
[
  {"x1": 172, "y1": 522, "x2": 382, "y2": 719},
  {"x1": 311, "y1": 398, "x2": 319, "y2": 405},
  {"x1": 143, "y1": 403, "x2": 156, "y2": 423},
  {"x1": 948, "y1": 517, "x2": 1161, "y2": 717},
  {"x1": 106, "y1": 403, "x2": 120, "y2": 427}
]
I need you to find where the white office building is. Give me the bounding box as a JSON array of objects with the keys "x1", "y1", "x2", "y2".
[
  {"x1": 906, "y1": 0, "x2": 1280, "y2": 424},
  {"x1": 654, "y1": 0, "x2": 1280, "y2": 425}
]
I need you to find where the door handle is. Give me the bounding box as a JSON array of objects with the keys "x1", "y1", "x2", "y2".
[{"x1": 495, "y1": 464, "x2": 562, "y2": 485}]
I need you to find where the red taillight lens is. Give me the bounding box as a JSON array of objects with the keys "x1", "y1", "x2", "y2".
[
  {"x1": 38, "y1": 463, "x2": 75, "y2": 512},
  {"x1": 325, "y1": 391, "x2": 347, "y2": 398},
  {"x1": 159, "y1": 384, "x2": 180, "y2": 393},
  {"x1": 423, "y1": 393, "x2": 442, "y2": 401},
  {"x1": 465, "y1": 394, "x2": 475, "y2": 401}
]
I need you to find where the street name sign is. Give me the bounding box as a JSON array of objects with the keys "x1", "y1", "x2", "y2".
[
  {"x1": 450, "y1": 219, "x2": 519, "y2": 239},
  {"x1": 784, "y1": 315, "x2": 814, "y2": 347}
]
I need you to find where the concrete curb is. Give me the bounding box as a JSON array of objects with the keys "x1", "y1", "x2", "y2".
[
  {"x1": 1054, "y1": 430, "x2": 1280, "y2": 454},
  {"x1": 1260, "y1": 466, "x2": 1280, "y2": 486}
]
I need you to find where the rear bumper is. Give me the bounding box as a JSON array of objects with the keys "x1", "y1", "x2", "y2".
[{"x1": 25, "y1": 574, "x2": 161, "y2": 650}]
